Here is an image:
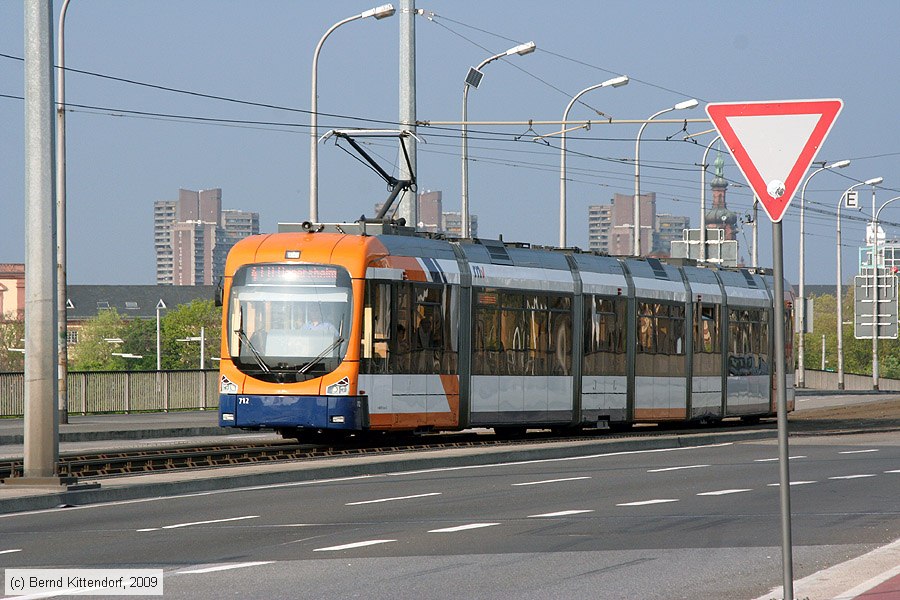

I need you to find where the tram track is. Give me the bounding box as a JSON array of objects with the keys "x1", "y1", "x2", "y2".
[{"x1": 0, "y1": 420, "x2": 778, "y2": 482}]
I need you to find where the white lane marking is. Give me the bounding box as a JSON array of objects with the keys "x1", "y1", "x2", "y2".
[
  {"x1": 528, "y1": 510, "x2": 594, "y2": 518},
  {"x1": 839, "y1": 449, "x2": 879, "y2": 454},
  {"x1": 766, "y1": 481, "x2": 817, "y2": 486},
  {"x1": 0, "y1": 443, "x2": 736, "y2": 522},
  {"x1": 313, "y1": 539, "x2": 396, "y2": 552},
  {"x1": 512, "y1": 476, "x2": 591, "y2": 486},
  {"x1": 885, "y1": 469, "x2": 900, "y2": 474},
  {"x1": 179, "y1": 561, "x2": 274, "y2": 574},
  {"x1": 0, "y1": 548, "x2": 22, "y2": 555},
  {"x1": 828, "y1": 474, "x2": 876, "y2": 480},
  {"x1": 429, "y1": 523, "x2": 500, "y2": 533},
  {"x1": 647, "y1": 464, "x2": 709, "y2": 473},
  {"x1": 137, "y1": 515, "x2": 259, "y2": 532},
  {"x1": 345, "y1": 492, "x2": 441, "y2": 506},
  {"x1": 754, "y1": 456, "x2": 806, "y2": 462},
  {"x1": 697, "y1": 489, "x2": 753, "y2": 496},
  {"x1": 616, "y1": 499, "x2": 679, "y2": 507}
]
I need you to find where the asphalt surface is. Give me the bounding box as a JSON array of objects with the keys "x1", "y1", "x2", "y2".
[{"x1": 1, "y1": 431, "x2": 898, "y2": 599}]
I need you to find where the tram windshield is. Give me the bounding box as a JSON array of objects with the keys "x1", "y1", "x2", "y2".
[{"x1": 227, "y1": 263, "x2": 353, "y2": 380}]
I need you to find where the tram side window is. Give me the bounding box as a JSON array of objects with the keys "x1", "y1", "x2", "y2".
[
  {"x1": 360, "y1": 282, "x2": 391, "y2": 374},
  {"x1": 693, "y1": 304, "x2": 720, "y2": 354},
  {"x1": 472, "y1": 289, "x2": 572, "y2": 376},
  {"x1": 391, "y1": 282, "x2": 457, "y2": 375},
  {"x1": 583, "y1": 295, "x2": 626, "y2": 376},
  {"x1": 636, "y1": 301, "x2": 685, "y2": 355},
  {"x1": 727, "y1": 307, "x2": 769, "y2": 376}
]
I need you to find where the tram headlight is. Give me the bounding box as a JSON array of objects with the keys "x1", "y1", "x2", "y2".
[
  {"x1": 330, "y1": 416, "x2": 346, "y2": 424},
  {"x1": 326, "y1": 377, "x2": 350, "y2": 396},
  {"x1": 222, "y1": 413, "x2": 235, "y2": 421}
]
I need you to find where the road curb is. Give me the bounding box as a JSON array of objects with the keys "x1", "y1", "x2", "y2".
[{"x1": 0, "y1": 428, "x2": 776, "y2": 516}]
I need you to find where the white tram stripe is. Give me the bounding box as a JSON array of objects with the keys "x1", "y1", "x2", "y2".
[
  {"x1": 839, "y1": 449, "x2": 880, "y2": 454},
  {"x1": 0, "y1": 548, "x2": 22, "y2": 555},
  {"x1": 647, "y1": 464, "x2": 709, "y2": 473},
  {"x1": 137, "y1": 515, "x2": 259, "y2": 532},
  {"x1": 512, "y1": 476, "x2": 592, "y2": 486},
  {"x1": 429, "y1": 523, "x2": 500, "y2": 533},
  {"x1": 754, "y1": 456, "x2": 806, "y2": 462},
  {"x1": 616, "y1": 499, "x2": 679, "y2": 507},
  {"x1": 697, "y1": 489, "x2": 753, "y2": 496},
  {"x1": 313, "y1": 539, "x2": 396, "y2": 552},
  {"x1": 828, "y1": 474, "x2": 876, "y2": 480},
  {"x1": 345, "y1": 492, "x2": 442, "y2": 505},
  {"x1": 180, "y1": 561, "x2": 273, "y2": 574},
  {"x1": 766, "y1": 481, "x2": 817, "y2": 486},
  {"x1": 527, "y1": 510, "x2": 594, "y2": 518}
]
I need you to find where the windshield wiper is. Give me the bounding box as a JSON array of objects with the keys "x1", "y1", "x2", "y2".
[
  {"x1": 236, "y1": 328, "x2": 271, "y2": 373},
  {"x1": 297, "y1": 336, "x2": 345, "y2": 375}
]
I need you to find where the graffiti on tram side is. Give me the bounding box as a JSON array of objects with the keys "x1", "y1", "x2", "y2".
[{"x1": 728, "y1": 354, "x2": 769, "y2": 376}]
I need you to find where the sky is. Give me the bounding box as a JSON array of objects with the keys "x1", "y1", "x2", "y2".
[{"x1": 2, "y1": 1, "x2": 899, "y2": 285}]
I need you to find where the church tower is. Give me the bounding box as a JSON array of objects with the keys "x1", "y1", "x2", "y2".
[{"x1": 705, "y1": 152, "x2": 738, "y2": 240}]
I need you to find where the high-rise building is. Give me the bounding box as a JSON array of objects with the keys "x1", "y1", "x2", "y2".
[
  {"x1": 154, "y1": 189, "x2": 259, "y2": 285},
  {"x1": 441, "y1": 212, "x2": 478, "y2": 238},
  {"x1": 587, "y1": 204, "x2": 612, "y2": 253},
  {"x1": 589, "y1": 192, "x2": 693, "y2": 257},
  {"x1": 654, "y1": 214, "x2": 690, "y2": 255}
]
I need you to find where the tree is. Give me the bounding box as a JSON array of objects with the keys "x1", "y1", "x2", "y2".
[
  {"x1": 0, "y1": 319, "x2": 25, "y2": 372},
  {"x1": 69, "y1": 309, "x2": 128, "y2": 371},
  {"x1": 160, "y1": 299, "x2": 221, "y2": 370}
]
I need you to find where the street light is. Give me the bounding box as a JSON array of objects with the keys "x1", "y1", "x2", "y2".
[
  {"x1": 633, "y1": 99, "x2": 699, "y2": 256},
  {"x1": 698, "y1": 134, "x2": 721, "y2": 262},
  {"x1": 869, "y1": 194, "x2": 900, "y2": 391},
  {"x1": 558, "y1": 75, "x2": 629, "y2": 247},
  {"x1": 797, "y1": 159, "x2": 850, "y2": 388},
  {"x1": 56, "y1": 0, "x2": 73, "y2": 425},
  {"x1": 309, "y1": 4, "x2": 396, "y2": 223},
  {"x1": 155, "y1": 299, "x2": 167, "y2": 371},
  {"x1": 461, "y1": 41, "x2": 536, "y2": 239},
  {"x1": 176, "y1": 327, "x2": 206, "y2": 369},
  {"x1": 836, "y1": 177, "x2": 882, "y2": 390}
]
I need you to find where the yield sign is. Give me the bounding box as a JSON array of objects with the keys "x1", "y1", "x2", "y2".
[{"x1": 706, "y1": 99, "x2": 843, "y2": 222}]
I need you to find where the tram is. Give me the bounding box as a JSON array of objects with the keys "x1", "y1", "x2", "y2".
[{"x1": 217, "y1": 221, "x2": 794, "y2": 440}]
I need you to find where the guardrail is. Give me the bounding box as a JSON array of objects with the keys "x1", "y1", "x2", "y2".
[{"x1": 0, "y1": 370, "x2": 220, "y2": 417}]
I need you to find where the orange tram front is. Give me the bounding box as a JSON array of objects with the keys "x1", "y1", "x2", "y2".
[{"x1": 218, "y1": 222, "x2": 794, "y2": 441}]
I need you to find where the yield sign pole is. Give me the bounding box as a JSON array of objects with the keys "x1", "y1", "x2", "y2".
[{"x1": 706, "y1": 99, "x2": 843, "y2": 600}]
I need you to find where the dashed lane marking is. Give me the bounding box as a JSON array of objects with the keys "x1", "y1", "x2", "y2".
[
  {"x1": 313, "y1": 540, "x2": 396, "y2": 552},
  {"x1": 766, "y1": 481, "x2": 817, "y2": 486},
  {"x1": 428, "y1": 523, "x2": 500, "y2": 533},
  {"x1": 0, "y1": 548, "x2": 22, "y2": 555},
  {"x1": 512, "y1": 477, "x2": 591, "y2": 486},
  {"x1": 754, "y1": 456, "x2": 806, "y2": 462},
  {"x1": 179, "y1": 561, "x2": 274, "y2": 574},
  {"x1": 828, "y1": 474, "x2": 876, "y2": 480},
  {"x1": 528, "y1": 510, "x2": 594, "y2": 518},
  {"x1": 345, "y1": 492, "x2": 442, "y2": 505},
  {"x1": 616, "y1": 499, "x2": 679, "y2": 507},
  {"x1": 137, "y1": 515, "x2": 259, "y2": 532},
  {"x1": 839, "y1": 449, "x2": 880, "y2": 454},
  {"x1": 647, "y1": 464, "x2": 709, "y2": 473},
  {"x1": 696, "y1": 489, "x2": 753, "y2": 496}
]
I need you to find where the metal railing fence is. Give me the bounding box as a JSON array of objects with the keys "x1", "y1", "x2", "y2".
[{"x1": 0, "y1": 370, "x2": 219, "y2": 417}]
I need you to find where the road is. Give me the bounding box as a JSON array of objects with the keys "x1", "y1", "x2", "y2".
[{"x1": 1, "y1": 431, "x2": 898, "y2": 599}]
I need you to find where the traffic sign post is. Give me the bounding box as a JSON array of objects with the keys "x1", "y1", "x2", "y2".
[{"x1": 706, "y1": 99, "x2": 843, "y2": 600}]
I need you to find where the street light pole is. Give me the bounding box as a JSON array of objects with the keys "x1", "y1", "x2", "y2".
[
  {"x1": 558, "y1": 75, "x2": 628, "y2": 247},
  {"x1": 797, "y1": 159, "x2": 850, "y2": 388},
  {"x1": 461, "y1": 41, "x2": 536, "y2": 239},
  {"x1": 871, "y1": 194, "x2": 900, "y2": 391},
  {"x1": 634, "y1": 99, "x2": 698, "y2": 256},
  {"x1": 837, "y1": 178, "x2": 882, "y2": 390},
  {"x1": 55, "y1": 0, "x2": 72, "y2": 426},
  {"x1": 309, "y1": 4, "x2": 396, "y2": 222}
]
